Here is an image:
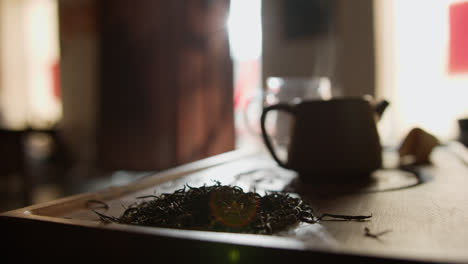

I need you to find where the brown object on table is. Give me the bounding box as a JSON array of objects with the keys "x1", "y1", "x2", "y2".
[{"x1": 398, "y1": 127, "x2": 439, "y2": 166}]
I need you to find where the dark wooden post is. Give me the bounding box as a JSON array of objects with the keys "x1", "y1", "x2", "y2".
[{"x1": 97, "y1": 0, "x2": 234, "y2": 170}]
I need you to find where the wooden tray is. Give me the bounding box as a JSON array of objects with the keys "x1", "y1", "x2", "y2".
[{"x1": 2, "y1": 147, "x2": 468, "y2": 263}]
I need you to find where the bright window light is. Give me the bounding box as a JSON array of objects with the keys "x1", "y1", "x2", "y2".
[
  {"x1": 227, "y1": 0, "x2": 262, "y2": 60},
  {"x1": 376, "y1": 0, "x2": 468, "y2": 144},
  {"x1": 0, "y1": 0, "x2": 61, "y2": 129}
]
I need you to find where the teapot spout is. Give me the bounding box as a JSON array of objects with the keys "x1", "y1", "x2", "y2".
[{"x1": 374, "y1": 100, "x2": 389, "y2": 119}]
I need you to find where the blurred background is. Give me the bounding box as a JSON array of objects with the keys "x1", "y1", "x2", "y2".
[{"x1": 0, "y1": 0, "x2": 467, "y2": 212}]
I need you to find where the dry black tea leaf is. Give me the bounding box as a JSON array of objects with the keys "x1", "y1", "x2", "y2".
[{"x1": 94, "y1": 182, "x2": 371, "y2": 235}]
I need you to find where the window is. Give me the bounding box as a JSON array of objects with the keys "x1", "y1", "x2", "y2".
[
  {"x1": 0, "y1": 0, "x2": 61, "y2": 130},
  {"x1": 228, "y1": 0, "x2": 263, "y2": 148},
  {"x1": 375, "y1": 0, "x2": 468, "y2": 145}
]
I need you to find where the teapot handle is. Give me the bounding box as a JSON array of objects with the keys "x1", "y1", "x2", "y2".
[{"x1": 260, "y1": 103, "x2": 294, "y2": 169}]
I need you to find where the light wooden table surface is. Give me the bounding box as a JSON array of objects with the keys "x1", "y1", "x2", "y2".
[{"x1": 1, "y1": 146, "x2": 468, "y2": 263}]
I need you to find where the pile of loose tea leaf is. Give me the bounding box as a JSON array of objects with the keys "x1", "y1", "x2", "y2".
[{"x1": 94, "y1": 182, "x2": 371, "y2": 235}]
